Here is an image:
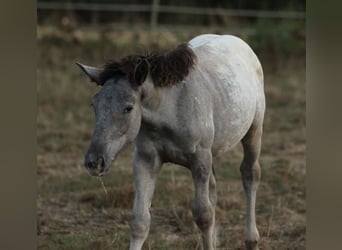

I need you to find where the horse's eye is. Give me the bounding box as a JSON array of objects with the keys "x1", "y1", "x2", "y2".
[{"x1": 123, "y1": 105, "x2": 133, "y2": 113}]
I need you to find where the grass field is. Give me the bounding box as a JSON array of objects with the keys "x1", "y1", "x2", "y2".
[{"x1": 37, "y1": 26, "x2": 305, "y2": 249}]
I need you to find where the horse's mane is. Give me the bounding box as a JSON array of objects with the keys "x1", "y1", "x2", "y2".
[{"x1": 99, "y1": 44, "x2": 197, "y2": 87}]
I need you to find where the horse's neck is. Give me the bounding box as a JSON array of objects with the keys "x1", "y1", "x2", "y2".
[
  {"x1": 140, "y1": 81, "x2": 180, "y2": 129},
  {"x1": 140, "y1": 87, "x2": 165, "y2": 127}
]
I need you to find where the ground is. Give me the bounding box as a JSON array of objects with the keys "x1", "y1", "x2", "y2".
[{"x1": 37, "y1": 27, "x2": 305, "y2": 249}]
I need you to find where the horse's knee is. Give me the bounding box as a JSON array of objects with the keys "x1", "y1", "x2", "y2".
[
  {"x1": 241, "y1": 126, "x2": 262, "y2": 185},
  {"x1": 209, "y1": 173, "x2": 217, "y2": 206},
  {"x1": 192, "y1": 203, "x2": 214, "y2": 231},
  {"x1": 240, "y1": 161, "x2": 261, "y2": 183},
  {"x1": 130, "y1": 211, "x2": 151, "y2": 239},
  {"x1": 245, "y1": 239, "x2": 259, "y2": 250}
]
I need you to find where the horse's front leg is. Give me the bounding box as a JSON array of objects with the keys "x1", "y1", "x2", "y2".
[
  {"x1": 129, "y1": 149, "x2": 162, "y2": 250},
  {"x1": 191, "y1": 149, "x2": 215, "y2": 250}
]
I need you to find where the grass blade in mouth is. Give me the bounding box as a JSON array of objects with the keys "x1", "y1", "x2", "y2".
[{"x1": 98, "y1": 177, "x2": 109, "y2": 198}]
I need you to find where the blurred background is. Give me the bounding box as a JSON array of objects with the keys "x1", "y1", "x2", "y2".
[{"x1": 37, "y1": 1, "x2": 305, "y2": 249}]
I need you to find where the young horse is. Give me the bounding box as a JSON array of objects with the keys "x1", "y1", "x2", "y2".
[{"x1": 77, "y1": 34, "x2": 265, "y2": 250}]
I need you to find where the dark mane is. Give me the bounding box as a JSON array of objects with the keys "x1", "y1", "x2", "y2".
[
  {"x1": 148, "y1": 44, "x2": 197, "y2": 87},
  {"x1": 99, "y1": 44, "x2": 197, "y2": 87}
]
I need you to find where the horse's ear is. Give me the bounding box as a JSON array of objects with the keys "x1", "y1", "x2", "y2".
[
  {"x1": 76, "y1": 62, "x2": 102, "y2": 84},
  {"x1": 133, "y1": 58, "x2": 149, "y2": 85}
]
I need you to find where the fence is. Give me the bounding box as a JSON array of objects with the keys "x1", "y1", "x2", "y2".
[{"x1": 37, "y1": 1, "x2": 305, "y2": 33}]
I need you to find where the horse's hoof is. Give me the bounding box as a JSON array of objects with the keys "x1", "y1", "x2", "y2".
[{"x1": 245, "y1": 240, "x2": 259, "y2": 250}]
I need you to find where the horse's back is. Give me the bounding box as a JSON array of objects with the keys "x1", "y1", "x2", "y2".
[{"x1": 189, "y1": 34, "x2": 263, "y2": 86}]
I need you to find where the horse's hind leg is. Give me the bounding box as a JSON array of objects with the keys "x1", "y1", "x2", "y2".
[
  {"x1": 240, "y1": 125, "x2": 262, "y2": 250},
  {"x1": 209, "y1": 165, "x2": 217, "y2": 248}
]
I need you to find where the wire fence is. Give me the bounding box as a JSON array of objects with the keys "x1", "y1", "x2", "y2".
[{"x1": 37, "y1": 1, "x2": 305, "y2": 33}]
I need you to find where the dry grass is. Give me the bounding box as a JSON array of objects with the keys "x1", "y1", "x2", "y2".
[{"x1": 37, "y1": 26, "x2": 305, "y2": 249}]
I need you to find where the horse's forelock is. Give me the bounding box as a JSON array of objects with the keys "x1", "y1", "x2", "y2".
[{"x1": 99, "y1": 55, "x2": 142, "y2": 85}]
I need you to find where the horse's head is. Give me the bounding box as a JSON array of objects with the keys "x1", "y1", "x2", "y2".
[
  {"x1": 77, "y1": 58, "x2": 148, "y2": 176},
  {"x1": 77, "y1": 44, "x2": 196, "y2": 176}
]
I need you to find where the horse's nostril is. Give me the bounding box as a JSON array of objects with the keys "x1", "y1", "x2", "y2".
[
  {"x1": 87, "y1": 160, "x2": 97, "y2": 169},
  {"x1": 98, "y1": 156, "x2": 105, "y2": 167}
]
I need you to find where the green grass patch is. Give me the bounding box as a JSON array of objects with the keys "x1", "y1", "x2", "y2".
[
  {"x1": 38, "y1": 171, "x2": 133, "y2": 197},
  {"x1": 217, "y1": 165, "x2": 241, "y2": 180}
]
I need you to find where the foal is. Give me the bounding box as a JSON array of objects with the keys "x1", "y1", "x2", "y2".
[{"x1": 77, "y1": 34, "x2": 265, "y2": 250}]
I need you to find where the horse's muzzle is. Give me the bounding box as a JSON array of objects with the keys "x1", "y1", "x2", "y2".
[{"x1": 85, "y1": 152, "x2": 107, "y2": 176}]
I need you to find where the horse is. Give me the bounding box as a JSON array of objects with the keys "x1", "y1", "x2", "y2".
[{"x1": 77, "y1": 34, "x2": 265, "y2": 250}]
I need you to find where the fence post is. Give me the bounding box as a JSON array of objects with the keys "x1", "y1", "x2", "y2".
[
  {"x1": 150, "y1": 0, "x2": 159, "y2": 30},
  {"x1": 91, "y1": 9, "x2": 99, "y2": 26}
]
